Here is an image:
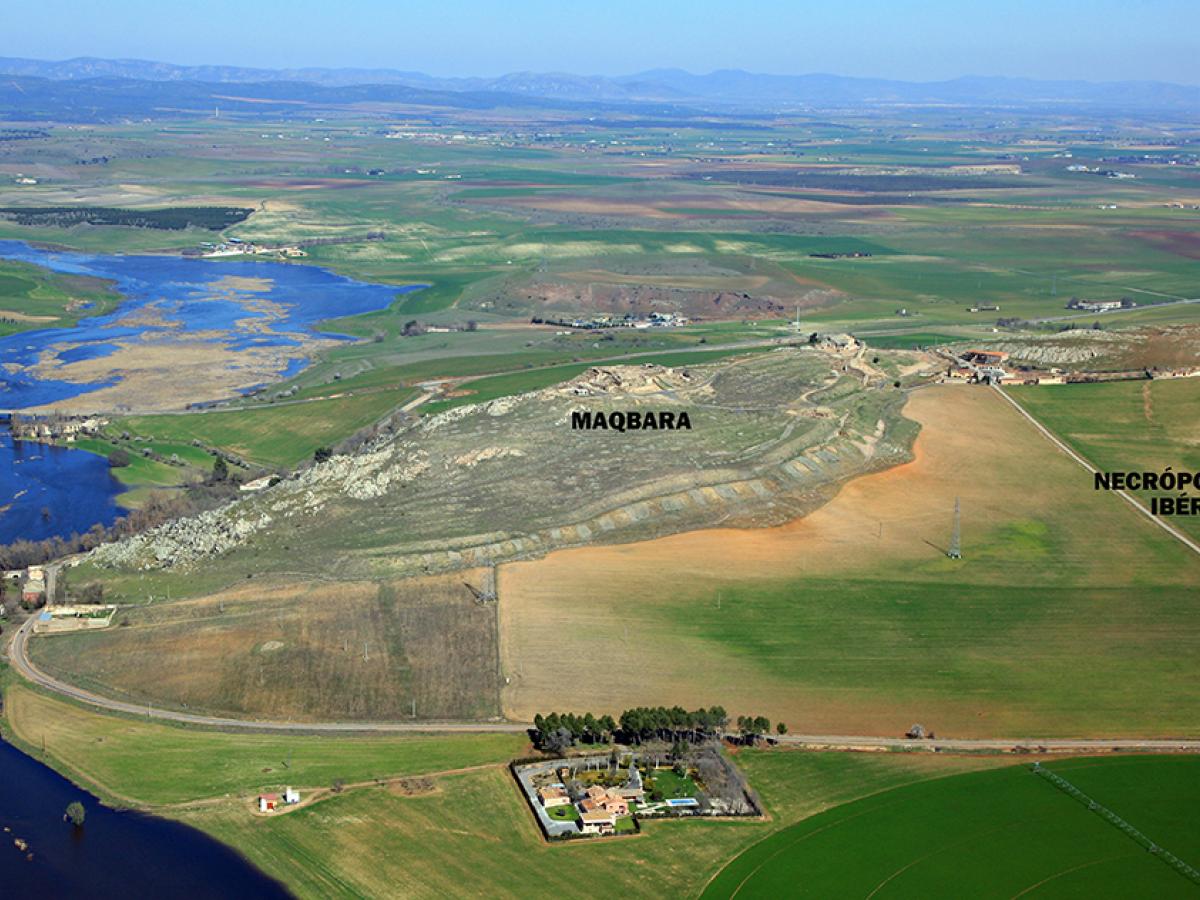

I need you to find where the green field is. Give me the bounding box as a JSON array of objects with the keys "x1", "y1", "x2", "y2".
[
  {"x1": 703, "y1": 756, "x2": 1200, "y2": 898},
  {"x1": 1007, "y1": 379, "x2": 1200, "y2": 539},
  {"x1": 3, "y1": 675, "x2": 1016, "y2": 899},
  {"x1": 112, "y1": 386, "x2": 416, "y2": 469},
  {"x1": 3, "y1": 684, "x2": 524, "y2": 806},
  {"x1": 0, "y1": 258, "x2": 121, "y2": 336},
  {"x1": 178, "y1": 746, "x2": 1006, "y2": 899}
]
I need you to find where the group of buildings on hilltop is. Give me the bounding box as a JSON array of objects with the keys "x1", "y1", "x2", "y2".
[{"x1": 946, "y1": 347, "x2": 1198, "y2": 387}]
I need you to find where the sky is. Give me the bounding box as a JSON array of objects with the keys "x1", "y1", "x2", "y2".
[{"x1": 5, "y1": 0, "x2": 1200, "y2": 84}]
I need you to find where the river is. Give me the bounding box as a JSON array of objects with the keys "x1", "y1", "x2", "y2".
[
  {"x1": 0, "y1": 738, "x2": 291, "y2": 897},
  {"x1": 0, "y1": 240, "x2": 419, "y2": 545},
  {"x1": 0, "y1": 428, "x2": 126, "y2": 546}
]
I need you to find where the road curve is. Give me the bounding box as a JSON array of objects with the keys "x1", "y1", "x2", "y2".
[
  {"x1": 7, "y1": 614, "x2": 528, "y2": 734},
  {"x1": 8, "y1": 615, "x2": 1200, "y2": 752}
]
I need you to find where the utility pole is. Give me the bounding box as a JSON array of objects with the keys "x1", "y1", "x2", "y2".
[{"x1": 948, "y1": 497, "x2": 962, "y2": 559}]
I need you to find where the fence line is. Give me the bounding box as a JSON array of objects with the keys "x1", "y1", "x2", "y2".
[{"x1": 1031, "y1": 763, "x2": 1200, "y2": 885}]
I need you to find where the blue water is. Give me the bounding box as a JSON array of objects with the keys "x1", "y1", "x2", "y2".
[
  {"x1": 57, "y1": 342, "x2": 122, "y2": 364},
  {"x1": 0, "y1": 429, "x2": 126, "y2": 545},
  {"x1": 0, "y1": 241, "x2": 422, "y2": 545},
  {"x1": 0, "y1": 738, "x2": 291, "y2": 898},
  {"x1": 0, "y1": 240, "x2": 421, "y2": 409}
]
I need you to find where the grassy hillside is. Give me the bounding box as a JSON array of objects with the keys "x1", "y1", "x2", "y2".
[{"x1": 112, "y1": 386, "x2": 416, "y2": 469}]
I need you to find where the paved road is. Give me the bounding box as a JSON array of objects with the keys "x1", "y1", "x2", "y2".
[
  {"x1": 9, "y1": 614, "x2": 1200, "y2": 751},
  {"x1": 773, "y1": 733, "x2": 1200, "y2": 753}
]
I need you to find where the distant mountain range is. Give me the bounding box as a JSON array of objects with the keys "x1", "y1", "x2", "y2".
[{"x1": 0, "y1": 56, "x2": 1196, "y2": 118}]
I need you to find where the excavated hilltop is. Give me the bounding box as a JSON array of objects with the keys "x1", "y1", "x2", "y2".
[{"x1": 90, "y1": 348, "x2": 919, "y2": 581}]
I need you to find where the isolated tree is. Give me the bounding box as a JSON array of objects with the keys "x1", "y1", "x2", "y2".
[
  {"x1": 65, "y1": 801, "x2": 86, "y2": 826},
  {"x1": 313, "y1": 447, "x2": 333, "y2": 464},
  {"x1": 212, "y1": 455, "x2": 229, "y2": 481},
  {"x1": 776, "y1": 722, "x2": 788, "y2": 736},
  {"x1": 107, "y1": 448, "x2": 131, "y2": 468}
]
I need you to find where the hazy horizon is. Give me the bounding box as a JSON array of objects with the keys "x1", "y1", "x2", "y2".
[
  {"x1": 7, "y1": 54, "x2": 1200, "y2": 88},
  {"x1": 6, "y1": 0, "x2": 1199, "y2": 86}
]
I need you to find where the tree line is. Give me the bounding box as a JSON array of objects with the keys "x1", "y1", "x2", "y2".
[
  {"x1": 0, "y1": 206, "x2": 251, "y2": 230},
  {"x1": 532, "y1": 705, "x2": 786, "y2": 752}
]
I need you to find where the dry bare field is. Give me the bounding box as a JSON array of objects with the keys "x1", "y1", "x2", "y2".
[
  {"x1": 29, "y1": 570, "x2": 502, "y2": 721},
  {"x1": 500, "y1": 384, "x2": 1200, "y2": 737}
]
